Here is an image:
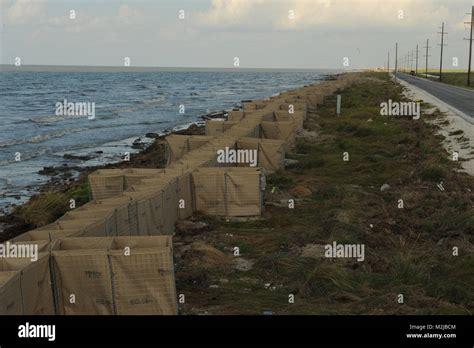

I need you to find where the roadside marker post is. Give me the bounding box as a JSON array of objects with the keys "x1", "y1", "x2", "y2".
[{"x1": 336, "y1": 95, "x2": 342, "y2": 116}]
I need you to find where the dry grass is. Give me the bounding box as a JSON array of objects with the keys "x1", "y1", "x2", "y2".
[{"x1": 174, "y1": 72, "x2": 474, "y2": 315}]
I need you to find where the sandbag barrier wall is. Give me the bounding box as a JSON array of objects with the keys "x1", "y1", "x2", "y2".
[
  {"x1": 1, "y1": 236, "x2": 177, "y2": 315},
  {"x1": 1, "y1": 74, "x2": 359, "y2": 315},
  {"x1": 0, "y1": 252, "x2": 55, "y2": 314},
  {"x1": 51, "y1": 236, "x2": 177, "y2": 315}
]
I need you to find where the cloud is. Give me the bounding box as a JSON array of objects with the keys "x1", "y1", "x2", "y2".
[
  {"x1": 274, "y1": 0, "x2": 452, "y2": 31},
  {"x1": 197, "y1": 0, "x2": 268, "y2": 27},
  {"x1": 35, "y1": 4, "x2": 144, "y2": 39},
  {"x1": 195, "y1": 0, "x2": 454, "y2": 32},
  {"x1": 117, "y1": 4, "x2": 142, "y2": 25},
  {"x1": 5, "y1": 0, "x2": 46, "y2": 24}
]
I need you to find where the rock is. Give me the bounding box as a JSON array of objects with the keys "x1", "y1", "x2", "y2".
[
  {"x1": 174, "y1": 123, "x2": 205, "y2": 136},
  {"x1": 175, "y1": 220, "x2": 210, "y2": 235},
  {"x1": 63, "y1": 153, "x2": 93, "y2": 161},
  {"x1": 380, "y1": 183, "x2": 391, "y2": 192},
  {"x1": 132, "y1": 138, "x2": 146, "y2": 150},
  {"x1": 367, "y1": 118, "x2": 373, "y2": 122},
  {"x1": 145, "y1": 133, "x2": 160, "y2": 139},
  {"x1": 38, "y1": 167, "x2": 57, "y2": 175}
]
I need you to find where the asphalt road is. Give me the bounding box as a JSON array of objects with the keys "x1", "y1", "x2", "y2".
[{"x1": 394, "y1": 73, "x2": 474, "y2": 117}]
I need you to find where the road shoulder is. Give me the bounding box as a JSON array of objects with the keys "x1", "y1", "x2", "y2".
[{"x1": 393, "y1": 74, "x2": 474, "y2": 176}]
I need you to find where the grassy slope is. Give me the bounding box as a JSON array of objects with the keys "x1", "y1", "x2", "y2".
[
  {"x1": 413, "y1": 71, "x2": 474, "y2": 89},
  {"x1": 175, "y1": 72, "x2": 474, "y2": 315}
]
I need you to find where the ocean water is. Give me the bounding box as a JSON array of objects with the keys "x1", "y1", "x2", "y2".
[{"x1": 0, "y1": 70, "x2": 338, "y2": 212}]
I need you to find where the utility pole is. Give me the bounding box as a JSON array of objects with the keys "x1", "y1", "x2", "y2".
[
  {"x1": 395, "y1": 43, "x2": 398, "y2": 73},
  {"x1": 424, "y1": 39, "x2": 431, "y2": 78},
  {"x1": 464, "y1": 6, "x2": 473, "y2": 86},
  {"x1": 387, "y1": 51, "x2": 390, "y2": 73},
  {"x1": 438, "y1": 22, "x2": 448, "y2": 82},
  {"x1": 416, "y1": 44, "x2": 419, "y2": 75}
]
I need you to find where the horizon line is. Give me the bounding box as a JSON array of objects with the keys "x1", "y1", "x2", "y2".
[{"x1": 0, "y1": 64, "x2": 352, "y2": 73}]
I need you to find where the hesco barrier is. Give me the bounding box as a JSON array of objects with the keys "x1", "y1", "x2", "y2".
[
  {"x1": 191, "y1": 167, "x2": 264, "y2": 216},
  {"x1": 166, "y1": 135, "x2": 216, "y2": 162},
  {"x1": 89, "y1": 169, "x2": 165, "y2": 200},
  {"x1": 13, "y1": 228, "x2": 83, "y2": 243},
  {"x1": 205, "y1": 120, "x2": 238, "y2": 136},
  {"x1": 0, "y1": 252, "x2": 55, "y2": 314},
  {"x1": 236, "y1": 137, "x2": 285, "y2": 173},
  {"x1": 0, "y1": 271, "x2": 22, "y2": 314},
  {"x1": 229, "y1": 110, "x2": 304, "y2": 130},
  {"x1": 2, "y1": 73, "x2": 360, "y2": 315},
  {"x1": 260, "y1": 121, "x2": 297, "y2": 149},
  {"x1": 51, "y1": 236, "x2": 177, "y2": 315}
]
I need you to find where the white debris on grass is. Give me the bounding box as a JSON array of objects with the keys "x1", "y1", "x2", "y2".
[{"x1": 394, "y1": 75, "x2": 474, "y2": 176}]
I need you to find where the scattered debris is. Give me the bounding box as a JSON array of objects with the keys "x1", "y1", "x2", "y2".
[
  {"x1": 284, "y1": 158, "x2": 299, "y2": 167},
  {"x1": 296, "y1": 128, "x2": 318, "y2": 139},
  {"x1": 437, "y1": 181, "x2": 445, "y2": 191},
  {"x1": 175, "y1": 220, "x2": 211, "y2": 235},
  {"x1": 232, "y1": 258, "x2": 254, "y2": 272},
  {"x1": 301, "y1": 244, "x2": 326, "y2": 259}
]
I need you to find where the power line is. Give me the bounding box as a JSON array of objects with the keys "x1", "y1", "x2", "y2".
[
  {"x1": 423, "y1": 39, "x2": 431, "y2": 78},
  {"x1": 438, "y1": 22, "x2": 448, "y2": 82},
  {"x1": 464, "y1": 6, "x2": 473, "y2": 86},
  {"x1": 387, "y1": 51, "x2": 390, "y2": 73},
  {"x1": 415, "y1": 44, "x2": 419, "y2": 75},
  {"x1": 395, "y1": 43, "x2": 398, "y2": 73}
]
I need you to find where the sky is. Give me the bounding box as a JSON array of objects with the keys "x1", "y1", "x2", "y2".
[{"x1": 0, "y1": 0, "x2": 473, "y2": 69}]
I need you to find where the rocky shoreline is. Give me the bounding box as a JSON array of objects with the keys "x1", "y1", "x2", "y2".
[{"x1": 0, "y1": 122, "x2": 205, "y2": 239}]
